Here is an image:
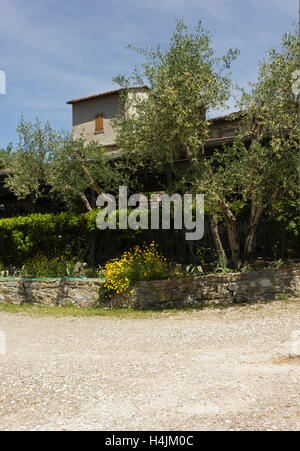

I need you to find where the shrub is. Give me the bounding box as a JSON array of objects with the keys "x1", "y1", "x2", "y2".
[
  {"x1": 0, "y1": 213, "x2": 88, "y2": 266},
  {"x1": 0, "y1": 211, "x2": 147, "y2": 268},
  {"x1": 20, "y1": 253, "x2": 75, "y2": 278},
  {"x1": 101, "y1": 242, "x2": 173, "y2": 295}
]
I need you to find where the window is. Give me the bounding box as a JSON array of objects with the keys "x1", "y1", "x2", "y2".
[{"x1": 95, "y1": 114, "x2": 104, "y2": 133}]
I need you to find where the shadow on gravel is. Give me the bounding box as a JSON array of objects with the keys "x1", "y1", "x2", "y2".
[{"x1": 273, "y1": 356, "x2": 300, "y2": 365}]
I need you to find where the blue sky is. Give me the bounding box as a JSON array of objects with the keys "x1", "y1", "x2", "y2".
[{"x1": 0, "y1": 0, "x2": 298, "y2": 148}]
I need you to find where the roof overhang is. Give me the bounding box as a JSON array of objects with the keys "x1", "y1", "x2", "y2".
[{"x1": 67, "y1": 86, "x2": 149, "y2": 105}]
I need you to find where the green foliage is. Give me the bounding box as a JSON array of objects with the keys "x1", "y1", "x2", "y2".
[
  {"x1": 237, "y1": 27, "x2": 299, "y2": 146},
  {"x1": 183, "y1": 26, "x2": 299, "y2": 263},
  {"x1": 0, "y1": 212, "x2": 88, "y2": 266},
  {"x1": 215, "y1": 252, "x2": 232, "y2": 274},
  {"x1": 113, "y1": 19, "x2": 239, "y2": 167},
  {"x1": 46, "y1": 137, "x2": 132, "y2": 210},
  {"x1": 20, "y1": 253, "x2": 76, "y2": 278},
  {"x1": 272, "y1": 199, "x2": 300, "y2": 236},
  {"x1": 0, "y1": 211, "x2": 162, "y2": 268},
  {"x1": 0, "y1": 143, "x2": 12, "y2": 170},
  {"x1": 98, "y1": 283, "x2": 115, "y2": 306},
  {"x1": 234, "y1": 27, "x2": 299, "y2": 209},
  {"x1": 0, "y1": 261, "x2": 9, "y2": 277},
  {"x1": 5, "y1": 117, "x2": 135, "y2": 211},
  {"x1": 5, "y1": 117, "x2": 64, "y2": 200},
  {"x1": 113, "y1": 21, "x2": 299, "y2": 265},
  {"x1": 184, "y1": 264, "x2": 204, "y2": 277},
  {"x1": 84, "y1": 267, "x2": 100, "y2": 279}
]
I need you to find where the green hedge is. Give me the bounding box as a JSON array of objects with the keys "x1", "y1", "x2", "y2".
[
  {"x1": 0, "y1": 211, "x2": 146, "y2": 267},
  {"x1": 0, "y1": 207, "x2": 299, "y2": 268},
  {"x1": 0, "y1": 213, "x2": 87, "y2": 266}
]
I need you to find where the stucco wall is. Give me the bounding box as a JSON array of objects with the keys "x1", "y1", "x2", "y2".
[
  {"x1": 72, "y1": 95, "x2": 119, "y2": 147},
  {"x1": 71, "y1": 88, "x2": 148, "y2": 148}
]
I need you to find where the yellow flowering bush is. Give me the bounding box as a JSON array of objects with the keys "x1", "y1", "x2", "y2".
[
  {"x1": 21, "y1": 253, "x2": 75, "y2": 278},
  {"x1": 101, "y1": 243, "x2": 173, "y2": 295}
]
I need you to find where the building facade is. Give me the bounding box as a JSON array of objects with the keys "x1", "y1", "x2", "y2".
[{"x1": 67, "y1": 87, "x2": 148, "y2": 151}]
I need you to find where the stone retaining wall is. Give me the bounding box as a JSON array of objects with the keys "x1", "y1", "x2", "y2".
[
  {"x1": 109, "y1": 266, "x2": 300, "y2": 309},
  {"x1": 0, "y1": 266, "x2": 299, "y2": 309},
  {"x1": 0, "y1": 278, "x2": 101, "y2": 308}
]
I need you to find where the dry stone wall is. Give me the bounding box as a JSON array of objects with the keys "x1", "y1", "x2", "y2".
[
  {"x1": 0, "y1": 266, "x2": 299, "y2": 309},
  {"x1": 0, "y1": 278, "x2": 101, "y2": 308},
  {"x1": 109, "y1": 267, "x2": 300, "y2": 309}
]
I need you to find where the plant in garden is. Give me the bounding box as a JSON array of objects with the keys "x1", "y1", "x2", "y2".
[
  {"x1": 21, "y1": 253, "x2": 76, "y2": 278},
  {"x1": 184, "y1": 264, "x2": 204, "y2": 277},
  {"x1": 178, "y1": 27, "x2": 299, "y2": 266},
  {"x1": 0, "y1": 212, "x2": 88, "y2": 266},
  {"x1": 101, "y1": 242, "x2": 173, "y2": 295},
  {"x1": 214, "y1": 251, "x2": 232, "y2": 274}
]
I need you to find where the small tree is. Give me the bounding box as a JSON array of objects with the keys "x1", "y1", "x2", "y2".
[
  {"x1": 5, "y1": 117, "x2": 131, "y2": 211},
  {"x1": 235, "y1": 28, "x2": 299, "y2": 260},
  {"x1": 113, "y1": 19, "x2": 239, "y2": 164},
  {"x1": 113, "y1": 19, "x2": 239, "y2": 263},
  {"x1": 188, "y1": 27, "x2": 299, "y2": 265}
]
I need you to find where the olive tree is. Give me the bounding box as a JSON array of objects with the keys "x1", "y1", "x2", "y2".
[
  {"x1": 113, "y1": 19, "x2": 239, "y2": 262},
  {"x1": 114, "y1": 21, "x2": 299, "y2": 266},
  {"x1": 235, "y1": 28, "x2": 299, "y2": 260},
  {"x1": 5, "y1": 117, "x2": 130, "y2": 211},
  {"x1": 190, "y1": 28, "x2": 299, "y2": 265}
]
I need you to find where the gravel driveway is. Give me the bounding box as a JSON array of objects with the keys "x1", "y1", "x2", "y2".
[{"x1": 0, "y1": 300, "x2": 299, "y2": 431}]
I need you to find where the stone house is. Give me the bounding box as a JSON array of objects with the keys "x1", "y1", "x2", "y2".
[{"x1": 67, "y1": 87, "x2": 148, "y2": 153}]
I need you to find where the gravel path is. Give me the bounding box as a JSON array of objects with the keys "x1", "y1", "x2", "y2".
[{"x1": 0, "y1": 300, "x2": 299, "y2": 431}]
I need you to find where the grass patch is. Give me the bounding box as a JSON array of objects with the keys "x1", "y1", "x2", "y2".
[
  {"x1": 0, "y1": 301, "x2": 244, "y2": 318},
  {"x1": 0, "y1": 303, "x2": 163, "y2": 319},
  {"x1": 0, "y1": 298, "x2": 292, "y2": 319}
]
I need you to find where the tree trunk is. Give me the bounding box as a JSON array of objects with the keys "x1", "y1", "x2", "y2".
[
  {"x1": 219, "y1": 200, "x2": 241, "y2": 267},
  {"x1": 243, "y1": 200, "x2": 263, "y2": 262},
  {"x1": 81, "y1": 165, "x2": 103, "y2": 196},
  {"x1": 80, "y1": 165, "x2": 112, "y2": 203},
  {"x1": 210, "y1": 213, "x2": 227, "y2": 265},
  {"x1": 79, "y1": 192, "x2": 93, "y2": 212}
]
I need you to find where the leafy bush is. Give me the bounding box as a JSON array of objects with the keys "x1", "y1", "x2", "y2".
[
  {"x1": 101, "y1": 242, "x2": 173, "y2": 295},
  {"x1": 20, "y1": 253, "x2": 75, "y2": 278},
  {"x1": 0, "y1": 213, "x2": 88, "y2": 266},
  {"x1": 0, "y1": 211, "x2": 147, "y2": 267}
]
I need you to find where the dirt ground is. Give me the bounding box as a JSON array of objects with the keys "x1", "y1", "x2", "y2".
[{"x1": 0, "y1": 299, "x2": 299, "y2": 431}]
